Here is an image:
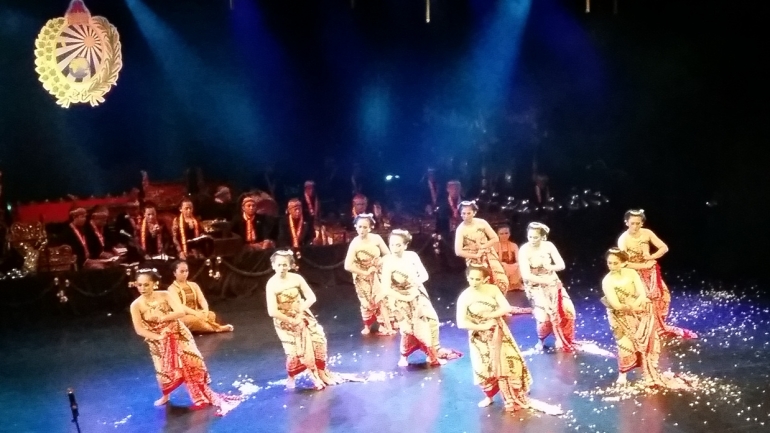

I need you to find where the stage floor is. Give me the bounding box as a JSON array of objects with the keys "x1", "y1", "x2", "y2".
[{"x1": 2, "y1": 265, "x2": 768, "y2": 433}]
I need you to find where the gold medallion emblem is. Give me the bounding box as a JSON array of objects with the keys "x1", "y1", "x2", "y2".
[{"x1": 33, "y1": 0, "x2": 123, "y2": 107}]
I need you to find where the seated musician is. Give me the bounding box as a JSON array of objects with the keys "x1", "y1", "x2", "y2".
[
  {"x1": 114, "y1": 199, "x2": 142, "y2": 237},
  {"x1": 231, "y1": 194, "x2": 274, "y2": 250},
  {"x1": 172, "y1": 198, "x2": 204, "y2": 260},
  {"x1": 135, "y1": 202, "x2": 172, "y2": 259},
  {"x1": 372, "y1": 201, "x2": 391, "y2": 229},
  {"x1": 302, "y1": 180, "x2": 321, "y2": 223},
  {"x1": 422, "y1": 168, "x2": 440, "y2": 212},
  {"x1": 346, "y1": 193, "x2": 376, "y2": 231},
  {"x1": 85, "y1": 205, "x2": 124, "y2": 265},
  {"x1": 278, "y1": 198, "x2": 315, "y2": 249},
  {"x1": 200, "y1": 185, "x2": 237, "y2": 221},
  {"x1": 62, "y1": 207, "x2": 116, "y2": 270},
  {"x1": 435, "y1": 180, "x2": 463, "y2": 236}
]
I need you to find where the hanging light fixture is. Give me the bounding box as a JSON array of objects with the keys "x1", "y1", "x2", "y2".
[{"x1": 426, "y1": 0, "x2": 430, "y2": 23}]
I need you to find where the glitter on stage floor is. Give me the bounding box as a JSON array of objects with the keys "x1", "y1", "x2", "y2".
[{"x1": 1, "y1": 264, "x2": 768, "y2": 432}]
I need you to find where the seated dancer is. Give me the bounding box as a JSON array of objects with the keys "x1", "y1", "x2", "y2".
[
  {"x1": 85, "y1": 205, "x2": 123, "y2": 265},
  {"x1": 168, "y1": 260, "x2": 233, "y2": 334},
  {"x1": 381, "y1": 229, "x2": 461, "y2": 367},
  {"x1": 435, "y1": 180, "x2": 462, "y2": 236},
  {"x1": 519, "y1": 222, "x2": 576, "y2": 352},
  {"x1": 618, "y1": 210, "x2": 697, "y2": 339},
  {"x1": 343, "y1": 214, "x2": 396, "y2": 335},
  {"x1": 278, "y1": 198, "x2": 315, "y2": 249},
  {"x1": 231, "y1": 194, "x2": 274, "y2": 250},
  {"x1": 266, "y1": 250, "x2": 340, "y2": 390},
  {"x1": 454, "y1": 200, "x2": 511, "y2": 294},
  {"x1": 455, "y1": 266, "x2": 532, "y2": 412},
  {"x1": 129, "y1": 269, "x2": 242, "y2": 412},
  {"x1": 62, "y1": 207, "x2": 116, "y2": 270},
  {"x1": 135, "y1": 203, "x2": 172, "y2": 258},
  {"x1": 601, "y1": 248, "x2": 690, "y2": 389},
  {"x1": 492, "y1": 224, "x2": 523, "y2": 291},
  {"x1": 302, "y1": 180, "x2": 321, "y2": 223},
  {"x1": 172, "y1": 198, "x2": 204, "y2": 260}
]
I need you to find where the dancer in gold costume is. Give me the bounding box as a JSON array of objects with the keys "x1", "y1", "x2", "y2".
[
  {"x1": 618, "y1": 210, "x2": 697, "y2": 339},
  {"x1": 454, "y1": 201, "x2": 509, "y2": 294},
  {"x1": 519, "y1": 222, "x2": 576, "y2": 352},
  {"x1": 492, "y1": 224, "x2": 523, "y2": 291},
  {"x1": 129, "y1": 269, "x2": 241, "y2": 412},
  {"x1": 602, "y1": 248, "x2": 693, "y2": 389},
  {"x1": 168, "y1": 260, "x2": 233, "y2": 334},
  {"x1": 456, "y1": 266, "x2": 531, "y2": 412},
  {"x1": 381, "y1": 229, "x2": 461, "y2": 367},
  {"x1": 344, "y1": 214, "x2": 396, "y2": 335},
  {"x1": 266, "y1": 251, "x2": 339, "y2": 390}
]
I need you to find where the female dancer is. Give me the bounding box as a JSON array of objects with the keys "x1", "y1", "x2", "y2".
[
  {"x1": 618, "y1": 210, "x2": 696, "y2": 339},
  {"x1": 456, "y1": 265, "x2": 531, "y2": 412},
  {"x1": 344, "y1": 214, "x2": 395, "y2": 335},
  {"x1": 454, "y1": 201, "x2": 509, "y2": 294},
  {"x1": 518, "y1": 222, "x2": 576, "y2": 352},
  {"x1": 381, "y1": 229, "x2": 460, "y2": 367},
  {"x1": 172, "y1": 198, "x2": 202, "y2": 260},
  {"x1": 168, "y1": 260, "x2": 233, "y2": 334},
  {"x1": 492, "y1": 224, "x2": 523, "y2": 291},
  {"x1": 602, "y1": 248, "x2": 691, "y2": 389},
  {"x1": 129, "y1": 269, "x2": 241, "y2": 412},
  {"x1": 266, "y1": 250, "x2": 338, "y2": 390}
]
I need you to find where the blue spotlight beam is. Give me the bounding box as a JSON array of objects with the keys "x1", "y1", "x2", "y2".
[
  {"x1": 125, "y1": 0, "x2": 263, "y2": 163},
  {"x1": 469, "y1": 0, "x2": 532, "y2": 111}
]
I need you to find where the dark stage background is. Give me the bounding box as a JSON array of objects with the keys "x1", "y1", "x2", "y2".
[{"x1": 0, "y1": 0, "x2": 767, "y2": 279}]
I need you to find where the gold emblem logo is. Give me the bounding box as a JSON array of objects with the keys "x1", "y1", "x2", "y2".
[{"x1": 33, "y1": 0, "x2": 123, "y2": 107}]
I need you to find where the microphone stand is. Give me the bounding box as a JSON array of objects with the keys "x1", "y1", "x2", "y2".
[{"x1": 68, "y1": 388, "x2": 81, "y2": 433}]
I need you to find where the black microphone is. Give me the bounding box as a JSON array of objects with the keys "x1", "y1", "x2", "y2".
[{"x1": 67, "y1": 388, "x2": 79, "y2": 419}]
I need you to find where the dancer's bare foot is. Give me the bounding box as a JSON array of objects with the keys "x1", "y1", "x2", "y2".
[
  {"x1": 534, "y1": 341, "x2": 544, "y2": 352},
  {"x1": 309, "y1": 372, "x2": 326, "y2": 390},
  {"x1": 219, "y1": 324, "x2": 234, "y2": 332},
  {"x1": 616, "y1": 373, "x2": 628, "y2": 386},
  {"x1": 285, "y1": 376, "x2": 296, "y2": 389},
  {"x1": 361, "y1": 327, "x2": 371, "y2": 335},
  {"x1": 397, "y1": 356, "x2": 408, "y2": 367},
  {"x1": 504, "y1": 404, "x2": 524, "y2": 413},
  {"x1": 554, "y1": 342, "x2": 564, "y2": 351},
  {"x1": 428, "y1": 358, "x2": 447, "y2": 366},
  {"x1": 154, "y1": 394, "x2": 169, "y2": 406},
  {"x1": 191, "y1": 401, "x2": 210, "y2": 410},
  {"x1": 318, "y1": 370, "x2": 339, "y2": 386},
  {"x1": 477, "y1": 397, "x2": 494, "y2": 408}
]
